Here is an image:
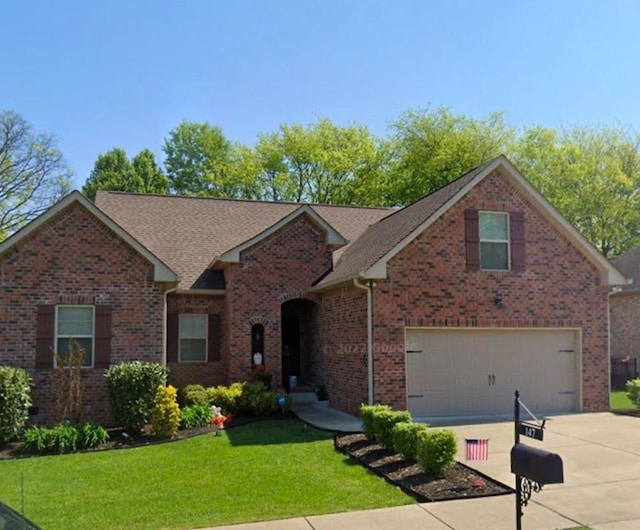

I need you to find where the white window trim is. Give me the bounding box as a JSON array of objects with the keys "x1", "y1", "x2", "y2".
[
  {"x1": 479, "y1": 211, "x2": 510, "y2": 271},
  {"x1": 54, "y1": 305, "x2": 95, "y2": 368},
  {"x1": 179, "y1": 313, "x2": 208, "y2": 363}
]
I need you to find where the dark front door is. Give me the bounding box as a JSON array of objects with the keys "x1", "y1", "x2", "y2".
[{"x1": 282, "y1": 316, "x2": 300, "y2": 387}]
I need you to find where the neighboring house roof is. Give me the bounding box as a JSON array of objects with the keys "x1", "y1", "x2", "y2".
[
  {"x1": 0, "y1": 191, "x2": 179, "y2": 282},
  {"x1": 611, "y1": 247, "x2": 640, "y2": 292},
  {"x1": 95, "y1": 192, "x2": 391, "y2": 289},
  {"x1": 315, "y1": 155, "x2": 626, "y2": 289}
]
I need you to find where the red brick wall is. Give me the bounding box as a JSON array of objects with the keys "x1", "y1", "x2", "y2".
[
  {"x1": 224, "y1": 213, "x2": 333, "y2": 387},
  {"x1": 0, "y1": 203, "x2": 166, "y2": 425},
  {"x1": 610, "y1": 291, "x2": 640, "y2": 360},
  {"x1": 315, "y1": 285, "x2": 368, "y2": 415},
  {"x1": 370, "y1": 168, "x2": 611, "y2": 412},
  {"x1": 166, "y1": 294, "x2": 226, "y2": 390}
]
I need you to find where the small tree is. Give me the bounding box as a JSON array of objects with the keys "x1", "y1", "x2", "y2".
[
  {"x1": 0, "y1": 366, "x2": 33, "y2": 443},
  {"x1": 105, "y1": 361, "x2": 168, "y2": 432},
  {"x1": 626, "y1": 379, "x2": 640, "y2": 408},
  {"x1": 55, "y1": 340, "x2": 85, "y2": 423}
]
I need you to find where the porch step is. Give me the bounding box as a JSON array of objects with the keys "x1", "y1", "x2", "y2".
[{"x1": 290, "y1": 392, "x2": 317, "y2": 404}]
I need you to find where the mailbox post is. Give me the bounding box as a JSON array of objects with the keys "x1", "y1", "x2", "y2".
[{"x1": 513, "y1": 391, "x2": 564, "y2": 530}]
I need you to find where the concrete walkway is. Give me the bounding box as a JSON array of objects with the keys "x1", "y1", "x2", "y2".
[{"x1": 200, "y1": 403, "x2": 640, "y2": 530}]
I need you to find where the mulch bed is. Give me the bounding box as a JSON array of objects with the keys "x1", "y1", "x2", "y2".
[{"x1": 334, "y1": 432, "x2": 512, "y2": 503}]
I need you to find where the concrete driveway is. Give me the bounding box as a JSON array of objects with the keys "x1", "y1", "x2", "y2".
[{"x1": 444, "y1": 412, "x2": 640, "y2": 529}]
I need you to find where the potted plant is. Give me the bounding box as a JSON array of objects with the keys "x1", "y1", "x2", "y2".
[{"x1": 313, "y1": 383, "x2": 329, "y2": 402}]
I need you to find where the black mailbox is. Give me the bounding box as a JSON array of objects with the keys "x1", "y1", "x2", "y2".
[{"x1": 510, "y1": 443, "x2": 564, "y2": 485}]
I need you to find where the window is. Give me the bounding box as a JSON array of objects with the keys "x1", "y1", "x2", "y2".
[
  {"x1": 179, "y1": 314, "x2": 208, "y2": 362},
  {"x1": 56, "y1": 306, "x2": 94, "y2": 367},
  {"x1": 479, "y1": 212, "x2": 509, "y2": 270}
]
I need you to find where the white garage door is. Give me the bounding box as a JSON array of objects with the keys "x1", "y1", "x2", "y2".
[{"x1": 405, "y1": 328, "x2": 580, "y2": 418}]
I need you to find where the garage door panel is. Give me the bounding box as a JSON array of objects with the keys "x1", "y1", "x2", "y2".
[{"x1": 406, "y1": 329, "x2": 579, "y2": 417}]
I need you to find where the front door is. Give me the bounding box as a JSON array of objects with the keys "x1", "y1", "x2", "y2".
[{"x1": 282, "y1": 316, "x2": 300, "y2": 387}]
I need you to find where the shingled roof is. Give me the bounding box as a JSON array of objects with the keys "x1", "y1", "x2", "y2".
[
  {"x1": 611, "y1": 247, "x2": 640, "y2": 291},
  {"x1": 316, "y1": 160, "x2": 492, "y2": 287},
  {"x1": 95, "y1": 192, "x2": 391, "y2": 289}
]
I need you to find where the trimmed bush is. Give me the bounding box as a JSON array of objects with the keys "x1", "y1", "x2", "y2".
[
  {"x1": 360, "y1": 404, "x2": 411, "y2": 448},
  {"x1": 626, "y1": 379, "x2": 640, "y2": 408},
  {"x1": 238, "y1": 382, "x2": 276, "y2": 416},
  {"x1": 415, "y1": 429, "x2": 457, "y2": 477},
  {"x1": 207, "y1": 382, "x2": 244, "y2": 414},
  {"x1": 0, "y1": 366, "x2": 33, "y2": 443},
  {"x1": 180, "y1": 384, "x2": 208, "y2": 407},
  {"x1": 151, "y1": 385, "x2": 181, "y2": 438},
  {"x1": 392, "y1": 421, "x2": 429, "y2": 460},
  {"x1": 360, "y1": 404, "x2": 391, "y2": 441},
  {"x1": 105, "y1": 361, "x2": 168, "y2": 432},
  {"x1": 180, "y1": 404, "x2": 214, "y2": 429}
]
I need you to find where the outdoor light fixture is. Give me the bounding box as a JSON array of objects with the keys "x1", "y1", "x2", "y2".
[{"x1": 493, "y1": 295, "x2": 505, "y2": 308}]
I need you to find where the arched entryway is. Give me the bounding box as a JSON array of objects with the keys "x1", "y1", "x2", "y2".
[{"x1": 281, "y1": 299, "x2": 318, "y2": 389}]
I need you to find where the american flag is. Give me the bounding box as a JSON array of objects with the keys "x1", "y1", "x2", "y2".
[{"x1": 465, "y1": 438, "x2": 489, "y2": 461}]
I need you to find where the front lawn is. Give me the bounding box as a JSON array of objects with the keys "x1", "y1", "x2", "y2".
[
  {"x1": 0, "y1": 420, "x2": 412, "y2": 529},
  {"x1": 611, "y1": 390, "x2": 638, "y2": 410}
]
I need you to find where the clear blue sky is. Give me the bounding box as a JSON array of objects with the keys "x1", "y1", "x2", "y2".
[{"x1": 1, "y1": 0, "x2": 638, "y2": 189}]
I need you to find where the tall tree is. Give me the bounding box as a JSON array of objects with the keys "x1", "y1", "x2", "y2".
[
  {"x1": 83, "y1": 148, "x2": 169, "y2": 201},
  {"x1": 131, "y1": 149, "x2": 169, "y2": 195},
  {"x1": 0, "y1": 110, "x2": 71, "y2": 240},
  {"x1": 387, "y1": 107, "x2": 515, "y2": 205},
  {"x1": 512, "y1": 125, "x2": 640, "y2": 258},
  {"x1": 163, "y1": 121, "x2": 237, "y2": 196},
  {"x1": 254, "y1": 118, "x2": 385, "y2": 204}
]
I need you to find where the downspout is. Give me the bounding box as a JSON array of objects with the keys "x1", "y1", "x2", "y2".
[
  {"x1": 162, "y1": 286, "x2": 178, "y2": 365},
  {"x1": 354, "y1": 278, "x2": 374, "y2": 405}
]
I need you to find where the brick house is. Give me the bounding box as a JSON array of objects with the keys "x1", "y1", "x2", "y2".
[
  {"x1": 0, "y1": 156, "x2": 626, "y2": 425},
  {"x1": 609, "y1": 248, "x2": 640, "y2": 362}
]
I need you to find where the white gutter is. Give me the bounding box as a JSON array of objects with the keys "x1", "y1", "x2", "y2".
[
  {"x1": 162, "y1": 286, "x2": 178, "y2": 365},
  {"x1": 354, "y1": 278, "x2": 374, "y2": 405}
]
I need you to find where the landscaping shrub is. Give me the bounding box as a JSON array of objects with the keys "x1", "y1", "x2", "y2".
[
  {"x1": 626, "y1": 379, "x2": 640, "y2": 408},
  {"x1": 21, "y1": 424, "x2": 78, "y2": 454},
  {"x1": 0, "y1": 366, "x2": 33, "y2": 443},
  {"x1": 238, "y1": 382, "x2": 277, "y2": 416},
  {"x1": 250, "y1": 370, "x2": 273, "y2": 390},
  {"x1": 360, "y1": 404, "x2": 411, "y2": 448},
  {"x1": 180, "y1": 404, "x2": 214, "y2": 429},
  {"x1": 105, "y1": 361, "x2": 168, "y2": 432},
  {"x1": 77, "y1": 422, "x2": 110, "y2": 448},
  {"x1": 360, "y1": 404, "x2": 391, "y2": 441},
  {"x1": 180, "y1": 384, "x2": 208, "y2": 407},
  {"x1": 150, "y1": 385, "x2": 181, "y2": 438},
  {"x1": 415, "y1": 429, "x2": 457, "y2": 477},
  {"x1": 207, "y1": 382, "x2": 244, "y2": 414},
  {"x1": 21, "y1": 422, "x2": 109, "y2": 455},
  {"x1": 392, "y1": 421, "x2": 429, "y2": 460}
]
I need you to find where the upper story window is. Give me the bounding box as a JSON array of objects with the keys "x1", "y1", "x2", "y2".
[
  {"x1": 479, "y1": 212, "x2": 509, "y2": 271},
  {"x1": 179, "y1": 314, "x2": 208, "y2": 362},
  {"x1": 56, "y1": 305, "x2": 94, "y2": 367}
]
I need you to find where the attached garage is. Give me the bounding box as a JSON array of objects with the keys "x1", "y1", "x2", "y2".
[{"x1": 405, "y1": 328, "x2": 581, "y2": 418}]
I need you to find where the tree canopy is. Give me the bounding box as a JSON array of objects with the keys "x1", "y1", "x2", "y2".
[
  {"x1": 0, "y1": 110, "x2": 71, "y2": 241},
  {"x1": 82, "y1": 148, "x2": 168, "y2": 201},
  {"x1": 79, "y1": 108, "x2": 640, "y2": 258}
]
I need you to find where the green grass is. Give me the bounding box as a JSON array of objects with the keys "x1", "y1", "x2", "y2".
[
  {"x1": 0, "y1": 420, "x2": 412, "y2": 529},
  {"x1": 610, "y1": 390, "x2": 638, "y2": 410}
]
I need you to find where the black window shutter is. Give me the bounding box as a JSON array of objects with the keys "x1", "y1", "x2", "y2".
[
  {"x1": 167, "y1": 312, "x2": 178, "y2": 363},
  {"x1": 464, "y1": 209, "x2": 480, "y2": 271},
  {"x1": 510, "y1": 211, "x2": 526, "y2": 272},
  {"x1": 208, "y1": 314, "x2": 221, "y2": 362},
  {"x1": 36, "y1": 305, "x2": 55, "y2": 368},
  {"x1": 94, "y1": 305, "x2": 112, "y2": 369}
]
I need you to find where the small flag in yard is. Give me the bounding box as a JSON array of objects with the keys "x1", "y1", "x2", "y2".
[{"x1": 465, "y1": 438, "x2": 489, "y2": 461}]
